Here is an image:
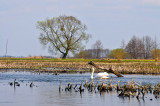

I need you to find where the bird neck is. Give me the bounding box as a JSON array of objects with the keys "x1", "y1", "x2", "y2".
[{"x1": 91, "y1": 68, "x2": 94, "y2": 79}]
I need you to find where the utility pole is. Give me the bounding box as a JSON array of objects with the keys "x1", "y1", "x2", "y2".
[{"x1": 5, "y1": 39, "x2": 8, "y2": 57}]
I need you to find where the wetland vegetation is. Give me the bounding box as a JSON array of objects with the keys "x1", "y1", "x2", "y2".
[{"x1": 0, "y1": 58, "x2": 160, "y2": 75}]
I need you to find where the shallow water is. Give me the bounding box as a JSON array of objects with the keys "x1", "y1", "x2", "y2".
[{"x1": 0, "y1": 70, "x2": 160, "y2": 106}]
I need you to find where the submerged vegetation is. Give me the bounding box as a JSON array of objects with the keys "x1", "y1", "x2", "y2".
[{"x1": 61, "y1": 79, "x2": 160, "y2": 100}]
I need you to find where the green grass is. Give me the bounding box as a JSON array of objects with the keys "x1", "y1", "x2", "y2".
[{"x1": 0, "y1": 57, "x2": 158, "y2": 63}]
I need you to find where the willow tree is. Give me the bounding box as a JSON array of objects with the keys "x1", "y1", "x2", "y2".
[
  {"x1": 37, "y1": 15, "x2": 90, "y2": 58},
  {"x1": 151, "y1": 49, "x2": 160, "y2": 61},
  {"x1": 107, "y1": 48, "x2": 130, "y2": 60}
]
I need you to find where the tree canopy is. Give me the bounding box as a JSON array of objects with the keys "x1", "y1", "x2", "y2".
[
  {"x1": 37, "y1": 15, "x2": 91, "y2": 58},
  {"x1": 74, "y1": 50, "x2": 89, "y2": 58},
  {"x1": 91, "y1": 40, "x2": 103, "y2": 59},
  {"x1": 107, "y1": 48, "x2": 130, "y2": 60},
  {"x1": 151, "y1": 49, "x2": 160, "y2": 61},
  {"x1": 125, "y1": 35, "x2": 155, "y2": 59}
]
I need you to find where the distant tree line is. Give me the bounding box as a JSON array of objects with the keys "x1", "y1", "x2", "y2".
[
  {"x1": 74, "y1": 40, "x2": 109, "y2": 59},
  {"x1": 74, "y1": 36, "x2": 160, "y2": 61},
  {"x1": 108, "y1": 35, "x2": 160, "y2": 61},
  {"x1": 74, "y1": 48, "x2": 109, "y2": 59},
  {"x1": 125, "y1": 35, "x2": 160, "y2": 60}
]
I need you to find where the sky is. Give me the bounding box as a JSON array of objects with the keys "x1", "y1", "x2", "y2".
[{"x1": 0, "y1": 0, "x2": 160, "y2": 57}]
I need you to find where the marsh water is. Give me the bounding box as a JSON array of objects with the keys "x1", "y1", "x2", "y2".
[{"x1": 0, "y1": 70, "x2": 160, "y2": 106}]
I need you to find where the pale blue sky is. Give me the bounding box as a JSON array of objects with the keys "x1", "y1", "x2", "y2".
[{"x1": 0, "y1": 0, "x2": 160, "y2": 57}]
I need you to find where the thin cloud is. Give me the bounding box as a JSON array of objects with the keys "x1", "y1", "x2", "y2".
[
  {"x1": 45, "y1": 0, "x2": 58, "y2": 2},
  {"x1": 142, "y1": 0, "x2": 160, "y2": 5}
]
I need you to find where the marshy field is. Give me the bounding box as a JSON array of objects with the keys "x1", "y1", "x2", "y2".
[
  {"x1": 0, "y1": 58, "x2": 160, "y2": 106},
  {"x1": 0, "y1": 58, "x2": 160, "y2": 74}
]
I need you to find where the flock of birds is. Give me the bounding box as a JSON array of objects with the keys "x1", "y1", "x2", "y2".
[
  {"x1": 9, "y1": 79, "x2": 34, "y2": 88},
  {"x1": 59, "y1": 79, "x2": 160, "y2": 101}
]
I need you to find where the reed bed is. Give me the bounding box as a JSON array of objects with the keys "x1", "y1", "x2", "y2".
[{"x1": 0, "y1": 59, "x2": 160, "y2": 74}]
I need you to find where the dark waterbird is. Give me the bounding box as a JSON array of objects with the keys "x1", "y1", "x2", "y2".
[
  {"x1": 9, "y1": 79, "x2": 20, "y2": 87},
  {"x1": 53, "y1": 71, "x2": 59, "y2": 75},
  {"x1": 14, "y1": 79, "x2": 20, "y2": 87},
  {"x1": 30, "y1": 81, "x2": 34, "y2": 88},
  {"x1": 9, "y1": 82, "x2": 13, "y2": 86}
]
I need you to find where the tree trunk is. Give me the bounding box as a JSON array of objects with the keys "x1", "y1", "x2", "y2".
[
  {"x1": 62, "y1": 53, "x2": 67, "y2": 59},
  {"x1": 62, "y1": 50, "x2": 69, "y2": 59},
  {"x1": 88, "y1": 61, "x2": 123, "y2": 77}
]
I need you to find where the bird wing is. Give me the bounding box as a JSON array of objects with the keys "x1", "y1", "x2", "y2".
[{"x1": 96, "y1": 72, "x2": 109, "y2": 78}]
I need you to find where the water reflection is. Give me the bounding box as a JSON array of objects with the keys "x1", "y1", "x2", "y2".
[{"x1": 0, "y1": 71, "x2": 160, "y2": 106}]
